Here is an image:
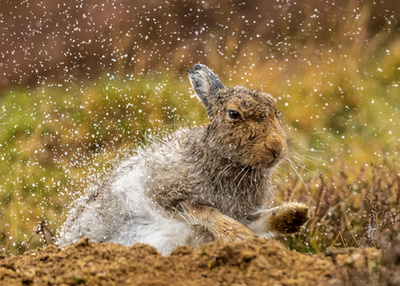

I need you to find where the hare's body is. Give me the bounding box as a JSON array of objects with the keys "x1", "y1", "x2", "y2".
[{"x1": 57, "y1": 65, "x2": 309, "y2": 254}]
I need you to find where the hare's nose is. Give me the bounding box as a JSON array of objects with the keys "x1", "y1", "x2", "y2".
[{"x1": 265, "y1": 133, "x2": 284, "y2": 158}]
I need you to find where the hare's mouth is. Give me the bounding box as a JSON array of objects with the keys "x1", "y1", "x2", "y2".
[
  {"x1": 258, "y1": 157, "x2": 280, "y2": 169},
  {"x1": 259, "y1": 148, "x2": 284, "y2": 168},
  {"x1": 267, "y1": 156, "x2": 282, "y2": 168}
]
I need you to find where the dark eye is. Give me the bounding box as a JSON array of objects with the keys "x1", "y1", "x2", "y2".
[
  {"x1": 228, "y1": 110, "x2": 241, "y2": 120},
  {"x1": 277, "y1": 111, "x2": 282, "y2": 117}
]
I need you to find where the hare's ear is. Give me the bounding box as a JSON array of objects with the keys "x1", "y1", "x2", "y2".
[{"x1": 188, "y1": 64, "x2": 224, "y2": 109}]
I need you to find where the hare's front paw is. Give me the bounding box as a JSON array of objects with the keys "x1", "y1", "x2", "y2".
[
  {"x1": 213, "y1": 216, "x2": 257, "y2": 242},
  {"x1": 266, "y1": 202, "x2": 309, "y2": 235},
  {"x1": 180, "y1": 202, "x2": 257, "y2": 242}
]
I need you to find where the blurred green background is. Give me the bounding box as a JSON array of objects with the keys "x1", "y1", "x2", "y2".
[{"x1": 0, "y1": 0, "x2": 399, "y2": 255}]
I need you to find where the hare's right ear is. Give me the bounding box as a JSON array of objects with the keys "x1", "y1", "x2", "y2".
[{"x1": 188, "y1": 64, "x2": 224, "y2": 110}]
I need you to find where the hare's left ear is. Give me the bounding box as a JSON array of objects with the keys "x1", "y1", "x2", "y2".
[{"x1": 188, "y1": 64, "x2": 224, "y2": 110}]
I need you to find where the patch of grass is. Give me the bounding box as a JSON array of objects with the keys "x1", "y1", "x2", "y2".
[{"x1": 276, "y1": 157, "x2": 399, "y2": 253}]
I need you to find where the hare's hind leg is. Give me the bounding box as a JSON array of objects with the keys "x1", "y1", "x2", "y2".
[
  {"x1": 181, "y1": 202, "x2": 256, "y2": 242},
  {"x1": 247, "y1": 202, "x2": 309, "y2": 236}
]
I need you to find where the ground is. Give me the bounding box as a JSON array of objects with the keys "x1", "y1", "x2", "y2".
[{"x1": 0, "y1": 238, "x2": 387, "y2": 286}]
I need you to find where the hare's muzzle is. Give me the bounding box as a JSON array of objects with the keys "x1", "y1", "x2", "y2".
[{"x1": 264, "y1": 133, "x2": 286, "y2": 164}]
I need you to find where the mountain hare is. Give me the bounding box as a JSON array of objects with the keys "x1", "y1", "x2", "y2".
[{"x1": 57, "y1": 64, "x2": 309, "y2": 254}]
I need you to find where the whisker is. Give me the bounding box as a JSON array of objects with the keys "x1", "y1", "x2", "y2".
[
  {"x1": 286, "y1": 149, "x2": 323, "y2": 176},
  {"x1": 234, "y1": 166, "x2": 250, "y2": 199},
  {"x1": 285, "y1": 157, "x2": 309, "y2": 190},
  {"x1": 252, "y1": 168, "x2": 260, "y2": 198},
  {"x1": 285, "y1": 157, "x2": 320, "y2": 175},
  {"x1": 304, "y1": 148, "x2": 325, "y2": 153},
  {"x1": 302, "y1": 154, "x2": 327, "y2": 163},
  {"x1": 289, "y1": 154, "x2": 309, "y2": 167},
  {"x1": 215, "y1": 163, "x2": 235, "y2": 195},
  {"x1": 232, "y1": 165, "x2": 248, "y2": 182},
  {"x1": 290, "y1": 147, "x2": 326, "y2": 164},
  {"x1": 215, "y1": 163, "x2": 234, "y2": 182}
]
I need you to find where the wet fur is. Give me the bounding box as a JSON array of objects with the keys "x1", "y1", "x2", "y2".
[{"x1": 57, "y1": 64, "x2": 309, "y2": 254}]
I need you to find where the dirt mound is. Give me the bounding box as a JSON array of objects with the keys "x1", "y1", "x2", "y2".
[{"x1": 0, "y1": 238, "x2": 382, "y2": 285}]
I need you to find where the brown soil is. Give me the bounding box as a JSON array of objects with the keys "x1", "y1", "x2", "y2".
[{"x1": 0, "y1": 238, "x2": 383, "y2": 285}]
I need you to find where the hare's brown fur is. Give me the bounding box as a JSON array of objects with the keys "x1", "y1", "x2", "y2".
[{"x1": 144, "y1": 87, "x2": 286, "y2": 221}]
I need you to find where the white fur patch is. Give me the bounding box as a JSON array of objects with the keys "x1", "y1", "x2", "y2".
[{"x1": 57, "y1": 155, "x2": 192, "y2": 255}]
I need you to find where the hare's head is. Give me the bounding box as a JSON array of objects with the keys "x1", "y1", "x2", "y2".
[{"x1": 188, "y1": 64, "x2": 287, "y2": 169}]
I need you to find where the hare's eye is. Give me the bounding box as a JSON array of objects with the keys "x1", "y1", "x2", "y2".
[
  {"x1": 277, "y1": 111, "x2": 282, "y2": 117},
  {"x1": 228, "y1": 110, "x2": 241, "y2": 120}
]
